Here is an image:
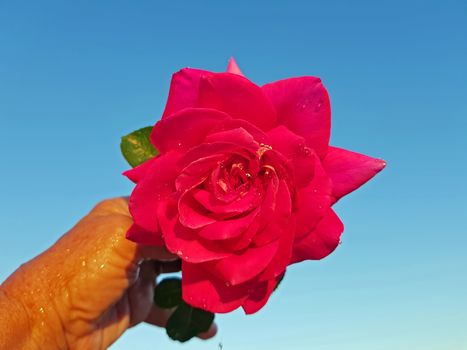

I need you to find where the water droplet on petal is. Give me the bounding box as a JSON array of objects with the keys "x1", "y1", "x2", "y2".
[
  {"x1": 176, "y1": 250, "x2": 183, "y2": 257},
  {"x1": 225, "y1": 281, "x2": 231, "y2": 287},
  {"x1": 313, "y1": 189, "x2": 318, "y2": 193}
]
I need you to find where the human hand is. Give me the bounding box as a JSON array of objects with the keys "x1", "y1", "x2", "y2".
[{"x1": 0, "y1": 198, "x2": 217, "y2": 349}]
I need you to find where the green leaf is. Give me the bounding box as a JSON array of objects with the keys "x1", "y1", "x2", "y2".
[
  {"x1": 120, "y1": 126, "x2": 158, "y2": 167},
  {"x1": 166, "y1": 301, "x2": 215, "y2": 342},
  {"x1": 154, "y1": 278, "x2": 182, "y2": 309}
]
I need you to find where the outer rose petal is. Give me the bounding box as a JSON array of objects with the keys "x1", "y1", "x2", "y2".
[
  {"x1": 151, "y1": 108, "x2": 230, "y2": 153},
  {"x1": 162, "y1": 68, "x2": 211, "y2": 118},
  {"x1": 291, "y1": 208, "x2": 344, "y2": 263},
  {"x1": 294, "y1": 155, "x2": 333, "y2": 238},
  {"x1": 198, "y1": 72, "x2": 277, "y2": 131},
  {"x1": 322, "y1": 146, "x2": 386, "y2": 200},
  {"x1": 262, "y1": 77, "x2": 331, "y2": 157},
  {"x1": 242, "y1": 278, "x2": 278, "y2": 314},
  {"x1": 226, "y1": 57, "x2": 244, "y2": 76},
  {"x1": 128, "y1": 151, "x2": 182, "y2": 232},
  {"x1": 204, "y1": 239, "x2": 280, "y2": 286},
  {"x1": 182, "y1": 262, "x2": 249, "y2": 313},
  {"x1": 126, "y1": 224, "x2": 164, "y2": 246},
  {"x1": 123, "y1": 156, "x2": 158, "y2": 183}
]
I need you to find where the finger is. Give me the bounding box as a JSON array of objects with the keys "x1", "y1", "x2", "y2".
[
  {"x1": 155, "y1": 260, "x2": 182, "y2": 275},
  {"x1": 138, "y1": 245, "x2": 178, "y2": 262},
  {"x1": 128, "y1": 260, "x2": 158, "y2": 326},
  {"x1": 145, "y1": 303, "x2": 175, "y2": 327},
  {"x1": 90, "y1": 197, "x2": 130, "y2": 217},
  {"x1": 198, "y1": 322, "x2": 218, "y2": 339}
]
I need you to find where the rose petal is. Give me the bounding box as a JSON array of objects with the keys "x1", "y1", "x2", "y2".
[
  {"x1": 123, "y1": 156, "x2": 158, "y2": 183},
  {"x1": 158, "y1": 199, "x2": 229, "y2": 262},
  {"x1": 253, "y1": 179, "x2": 291, "y2": 246},
  {"x1": 218, "y1": 118, "x2": 270, "y2": 145},
  {"x1": 175, "y1": 154, "x2": 225, "y2": 193},
  {"x1": 291, "y1": 208, "x2": 344, "y2": 263},
  {"x1": 262, "y1": 77, "x2": 331, "y2": 157},
  {"x1": 221, "y1": 217, "x2": 261, "y2": 252},
  {"x1": 204, "y1": 127, "x2": 259, "y2": 151},
  {"x1": 192, "y1": 186, "x2": 261, "y2": 215},
  {"x1": 179, "y1": 141, "x2": 251, "y2": 170},
  {"x1": 258, "y1": 219, "x2": 295, "y2": 281},
  {"x1": 322, "y1": 146, "x2": 386, "y2": 200},
  {"x1": 204, "y1": 239, "x2": 280, "y2": 286},
  {"x1": 126, "y1": 223, "x2": 164, "y2": 246},
  {"x1": 226, "y1": 57, "x2": 244, "y2": 76},
  {"x1": 295, "y1": 156, "x2": 333, "y2": 239},
  {"x1": 152, "y1": 108, "x2": 230, "y2": 153},
  {"x1": 182, "y1": 262, "x2": 249, "y2": 313},
  {"x1": 198, "y1": 72, "x2": 277, "y2": 131},
  {"x1": 128, "y1": 152, "x2": 182, "y2": 232},
  {"x1": 178, "y1": 191, "x2": 218, "y2": 229},
  {"x1": 197, "y1": 208, "x2": 260, "y2": 240},
  {"x1": 267, "y1": 125, "x2": 315, "y2": 187},
  {"x1": 162, "y1": 68, "x2": 211, "y2": 118},
  {"x1": 242, "y1": 278, "x2": 278, "y2": 314}
]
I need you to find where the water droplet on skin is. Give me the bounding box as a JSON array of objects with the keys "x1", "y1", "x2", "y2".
[
  {"x1": 184, "y1": 255, "x2": 189, "y2": 261},
  {"x1": 318, "y1": 205, "x2": 323, "y2": 209},
  {"x1": 99, "y1": 264, "x2": 105, "y2": 269},
  {"x1": 81, "y1": 261, "x2": 86, "y2": 267},
  {"x1": 301, "y1": 103, "x2": 307, "y2": 110},
  {"x1": 39, "y1": 307, "x2": 45, "y2": 314}
]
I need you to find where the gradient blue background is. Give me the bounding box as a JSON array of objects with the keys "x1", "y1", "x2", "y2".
[{"x1": 1, "y1": 1, "x2": 466, "y2": 349}]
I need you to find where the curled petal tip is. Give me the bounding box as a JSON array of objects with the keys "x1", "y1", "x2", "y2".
[
  {"x1": 226, "y1": 57, "x2": 244, "y2": 76},
  {"x1": 376, "y1": 159, "x2": 387, "y2": 171}
]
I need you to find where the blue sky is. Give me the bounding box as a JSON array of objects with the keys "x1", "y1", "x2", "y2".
[{"x1": 1, "y1": 1, "x2": 466, "y2": 349}]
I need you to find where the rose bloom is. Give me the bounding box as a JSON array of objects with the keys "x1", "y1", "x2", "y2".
[{"x1": 124, "y1": 59, "x2": 385, "y2": 314}]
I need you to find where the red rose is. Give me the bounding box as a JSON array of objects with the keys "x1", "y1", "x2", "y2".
[{"x1": 124, "y1": 59, "x2": 385, "y2": 314}]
